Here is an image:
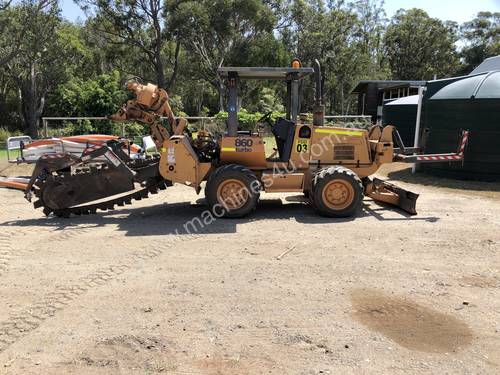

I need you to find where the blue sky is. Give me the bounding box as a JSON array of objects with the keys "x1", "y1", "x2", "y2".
[
  {"x1": 61, "y1": 0, "x2": 500, "y2": 23},
  {"x1": 384, "y1": 0, "x2": 500, "y2": 23}
]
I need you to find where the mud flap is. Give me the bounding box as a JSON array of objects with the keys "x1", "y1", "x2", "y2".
[{"x1": 365, "y1": 177, "x2": 419, "y2": 215}]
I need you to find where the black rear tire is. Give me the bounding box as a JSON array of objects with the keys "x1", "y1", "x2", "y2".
[
  {"x1": 311, "y1": 166, "x2": 363, "y2": 217},
  {"x1": 205, "y1": 164, "x2": 261, "y2": 218}
]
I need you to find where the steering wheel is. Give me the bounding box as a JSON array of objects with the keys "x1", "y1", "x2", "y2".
[{"x1": 256, "y1": 111, "x2": 274, "y2": 128}]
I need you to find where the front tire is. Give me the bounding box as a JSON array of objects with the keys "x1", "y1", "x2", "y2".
[
  {"x1": 312, "y1": 166, "x2": 363, "y2": 217},
  {"x1": 205, "y1": 164, "x2": 260, "y2": 218}
]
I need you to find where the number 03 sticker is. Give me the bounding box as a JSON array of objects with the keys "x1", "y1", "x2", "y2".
[{"x1": 296, "y1": 139, "x2": 309, "y2": 153}]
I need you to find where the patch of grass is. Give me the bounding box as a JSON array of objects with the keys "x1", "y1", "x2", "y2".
[{"x1": 0, "y1": 147, "x2": 7, "y2": 162}]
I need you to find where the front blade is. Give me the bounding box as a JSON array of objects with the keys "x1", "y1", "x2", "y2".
[
  {"x1": 395, "y1": 188, "x2": 418, "y2": 215},
  {"x1": 368, "y1": 178, "x2": 419, "y2": 215}
]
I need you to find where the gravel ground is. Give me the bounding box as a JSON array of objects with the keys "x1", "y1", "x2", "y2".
[{"x1": 0, "y1": 163, "x2": 499, "y2": 374}]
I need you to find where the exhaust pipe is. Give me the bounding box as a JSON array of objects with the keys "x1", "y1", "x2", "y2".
[{"x1": 313, "y1": 59, "x2": 325, "y2": 126}]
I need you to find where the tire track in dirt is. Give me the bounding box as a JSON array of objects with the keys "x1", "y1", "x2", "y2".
[
  {"x1": 45, "y1": 225, "x2": 95, "y2": 243},
  {"x1": 0, "y1": 230, "x2": 15, "y2": 277},
  {"x1": 0, "y1": 224, "x2": 92, "y2": 278},
  {"x1": 0, "y1": 228, "x2": 213, "y2": 353}
]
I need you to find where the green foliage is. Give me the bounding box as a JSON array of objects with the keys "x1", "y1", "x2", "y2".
[
  {"x1": 459, "y1": 12, "x2": 500, "y2": 74},
  {"x1": 215, "y1": 109, "x2": 260, "y2": 131},
  {"x1": 0, "y1": 127, "x2": 22, "y2": 143},
  {"x1": 0, "y1": 1, "x2": 496, "y2": 137},
  {"x1": 48, "y1": 71, "x2": 125, "y2": 117},
  {"x1": 168, "y1": 0, "x2": 279, "y2": 110},
  {"x1": 281, "y1": 0, "x2": 389, "y2": 114},
  {"x1": 168, "y1": 94, "x2": 184, "y2": 114},
  {"x1": 257, "y1": 87, "x2": 285, "y2": 114},
  {"x1": 3, "y1": 0, "x2": 66, "y2": 137},
  {"x1": 124, "y1": 122, "x2": 149, "y2": 137},
  {"x1": 64, "y1": 120, "x2": 94, "y2": 135},
  {"x1": 214, "y1": 109, "x2": 285, "y2": 132},
  {"x1": 383, "y1": 8, "x2": 460, "y2": 80}
]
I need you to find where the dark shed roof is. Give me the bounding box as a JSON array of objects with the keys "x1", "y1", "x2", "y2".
[{"x1": 351, "y1": 80, "x2": 425, "y2": 93}]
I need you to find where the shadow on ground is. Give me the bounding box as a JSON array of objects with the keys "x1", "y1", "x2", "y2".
[
  {"x1": 386, "y1": 166, "x2": 500, "y2": 193},
  {"x1": 2, "y1": 197, "x2": 439, "y2": 236}
]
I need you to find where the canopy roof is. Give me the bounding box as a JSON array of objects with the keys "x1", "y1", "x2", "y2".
[{"x1": 217, "y1": 67, "x2": 314, "y2": 81}]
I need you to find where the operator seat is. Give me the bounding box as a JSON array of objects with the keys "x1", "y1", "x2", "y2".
[{"x1": 272, "y1": 118, "x2": 296, "y2": 162}]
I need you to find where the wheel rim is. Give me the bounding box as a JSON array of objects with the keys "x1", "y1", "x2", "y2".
[
  {"x1": 216, "y1": 179, "x2": 249, "y2": 210},
  {"x1": 322, "y1": 179, "x2": 355, "y2": 211}
]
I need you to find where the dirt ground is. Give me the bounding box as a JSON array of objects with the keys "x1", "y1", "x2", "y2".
[{"x1": 0, "y1": 162, "x2": 499, "y2": 374}]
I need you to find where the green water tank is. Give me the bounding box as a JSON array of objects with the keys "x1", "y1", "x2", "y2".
[
  {"x1": 382, "y1": 95, "x2": 418, "y2": 146},
  {"x1": 422, "y1": 71, "x2": 500, "y2": 181}
]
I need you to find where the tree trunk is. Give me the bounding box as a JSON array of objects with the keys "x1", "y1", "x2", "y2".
[
  {"x1": 20, "y1": 89, "x2": 42, "y2": 138},
  {"x1": 218, "y1": 79, "x2": 225, "y2": 112},
  {"x1": 19, "y1": 64, "x2": 45, "y2": 138},
  {"x1": 0, "y1": 83, "x2": 7, "y2": 117},
  {"x1": 151, "y1": 1, "x2": 166, "y2": 90},
  {"x1": 155, "y1": 56, "x2": 166, "y2": 89},
  {"x1": 167, "y1": 40, "x2": 181, "y2": 90}
]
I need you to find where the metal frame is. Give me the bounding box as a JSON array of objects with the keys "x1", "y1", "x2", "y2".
[
  {"x1": 217, "y1": 66, "x2": 315, "y2": 133},
  {"x1": 6, "y1": 136, "x2": 32, "y2": 162},
  {"x1": 217, "y1": 67, "x2": 314, "y2": 81}
]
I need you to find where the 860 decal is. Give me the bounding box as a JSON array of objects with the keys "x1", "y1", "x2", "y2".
[{"x1": 235, "y1": 138, "x2": 253, "y2": 152}]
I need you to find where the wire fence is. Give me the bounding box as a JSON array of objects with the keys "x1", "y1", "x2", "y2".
[
  {"x1": 0, "y1": 115, "x2": 372, "y2": 163},
  {"x1": 41, "y1": 117, "x2": 218, "y2": 141},
  {"x1": 40, "y1": 115, "x2": 372, "y2": 139}
]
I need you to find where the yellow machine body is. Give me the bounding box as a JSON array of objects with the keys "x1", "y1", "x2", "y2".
[
  {"x1": 211, "y1": 122, "x2": 395, "y2": 194},
  {"x1": 19, "y1": 69, "x2": 466, "y2": 219},
  {"x1": 159, "y1": 136, "x2": 211, "y2": 192},
  {"x1": 107, "y1": 78, "x2": 421, "y2": 217}
]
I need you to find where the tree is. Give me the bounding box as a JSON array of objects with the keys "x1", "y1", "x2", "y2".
[
  {"x1": 0, "y1": 1, "x2": 18, "y2": 65},
  {"x1": 5, "y1": 0, "x2": 75, "y2": 137},
  {"x1": 168, "y1": 0, "x2": 278, "y2": 110},
  {"x1": 351, "y1": 0, "x2": 388, "y2": 76},
  {"x1": 383, "y1": 8, "x2": 460, "y2": 80},
  {"x1": 460, "y1": 12, "x2": 500, "y2": 74},
  {"x1": 47, "y1": 71, "x2": 125, "y2": 117},
  {"x1": 77, "y1": 0, "x2": 180, "y2": 90},
  {"x1": 280, "y1": 0, "x2": 386, "y2": 114}
]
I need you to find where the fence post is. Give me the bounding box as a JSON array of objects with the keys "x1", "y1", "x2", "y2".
[
  {"x1": 121, "y1": 123, "x2": 126, "y2": 138},
  {"x1": 412, "y1": 86, "x2": 426, "y2": 174},
  {"x1": 43, "y1": 118, "x2": 48, "y2": 138}
]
